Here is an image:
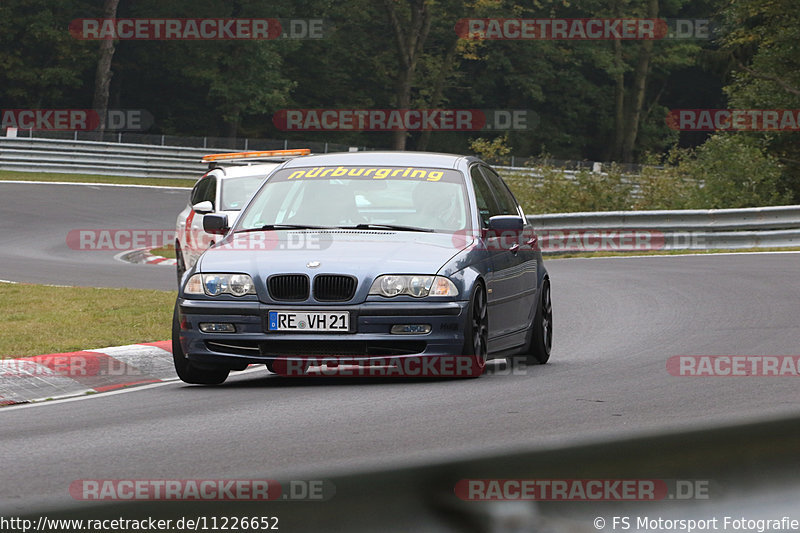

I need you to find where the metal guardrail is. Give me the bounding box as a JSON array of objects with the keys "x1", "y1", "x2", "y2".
[
  {"x1": 527, "y1": 205, "x2": 800, "y2": 251},
  {"x1": 16, "y1": 129, "x2": 365, "y2": 156},
  {"x1": 1, "y1": 138, "x2": 637, "y2": 181},
  {"x1": 3, "y1": 137, "x2": 797, "y2": 251},
  {"x1": 0, "y1": 137, "x2": 361, "y2": 179},
  {"x1": 529, "y1": 205, "x2": 800, "y2": 232},
  {"x1": 0, "y1": 137, "x2": 211, "y2": 179}
]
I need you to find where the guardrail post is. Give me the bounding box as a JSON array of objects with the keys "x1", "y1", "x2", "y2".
[
  {"x1": 284, "y1": 139, "x2": 288, "y2": 150},
  {"x1": 244, "y1": 138, "x2": 248, "y2": 150},
  {"x1": 325, "y1": 142, "x2": 328, "y2": 153},
  {"x1": 161, "y1": 135, "x2": 165, "y2": 146}
]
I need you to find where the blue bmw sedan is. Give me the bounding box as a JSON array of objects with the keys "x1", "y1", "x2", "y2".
[{"x1": 173, "y1": 151, "x2": 551, "y2": 383}]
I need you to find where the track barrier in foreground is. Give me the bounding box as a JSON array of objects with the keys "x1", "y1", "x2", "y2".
[{"x1": 17, "y1": 415, "x2": 800, "y2": 532}]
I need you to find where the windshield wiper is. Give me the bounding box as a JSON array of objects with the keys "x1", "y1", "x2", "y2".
[
  {"x1": 235, "y1": 224, "x2": 331, "y2": 233},
  {"x1": 338, "y1": 223, "x2": 435, "y2": 233}
]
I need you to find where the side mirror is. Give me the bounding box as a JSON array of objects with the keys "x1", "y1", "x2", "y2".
[
  {"x1": 192, "y1": 201, "x2": 214, "y2": 214},
  {"x1": 487, "y1": 215, "x2": 524, "y2": 233},
  {"x1": 485, "y1": 215, "x2": 524, "y2": 249},
  {"x1": 203, "y1": 214, "x2": 229, "y2": 235}
]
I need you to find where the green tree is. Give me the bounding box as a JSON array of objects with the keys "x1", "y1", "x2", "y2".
[
  {"x1": 678, "y1": 134, "x2": 790, "y2": 208},
  {"x1": 450, "y1": 0, "x2": 711, "y2": 163},
  {"x1": 111, "y1": 0, "x2": 296, "y2": 139},
  {"x1": 720, "y1": 0, "x2": 800, "y2": 199},
  {"x1": 0, "y1": 0, "x2": 96, "y2": 107}
]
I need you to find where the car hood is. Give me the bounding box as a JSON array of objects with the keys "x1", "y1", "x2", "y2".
[{"x1": 198, "y1": 230, "x2": 471, "y2": 279}]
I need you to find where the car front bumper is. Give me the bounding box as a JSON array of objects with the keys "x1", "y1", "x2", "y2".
[{"x1": 177, "y1": 298, "x2": 471, "y2": 368}]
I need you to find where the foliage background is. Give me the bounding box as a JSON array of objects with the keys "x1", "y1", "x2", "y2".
[{"x1": 0, "y1": 0, "x2": 797, "y2": 211}]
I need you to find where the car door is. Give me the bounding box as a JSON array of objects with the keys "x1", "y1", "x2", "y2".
[
  {"x1": 178, "y1": 177, "x2": 206, "y2": 265},
  {"x1": 479, "y1": 165, "x2": 536, "y2": 341},
  {"x1": 185, "y1": 176, "x2": 216, "y2": 267},
  {"x1": 470, "y1": 165, "x2": 520, "y2": 348}
]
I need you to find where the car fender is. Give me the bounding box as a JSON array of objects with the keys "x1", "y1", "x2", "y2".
[{"x1": 446, "y1": 264, "x2": 485, "y2": 303}]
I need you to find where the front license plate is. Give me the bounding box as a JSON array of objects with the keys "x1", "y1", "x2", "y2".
[{"x1": 268, "y1": 311, "x2": 350, "y2": 332}]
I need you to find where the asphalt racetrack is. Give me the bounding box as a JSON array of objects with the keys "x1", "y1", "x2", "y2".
[
  {"x1": 1, "y1": 182, "x2": 799, "y2": 520},
  {"x1": 0, "y1": 182, "x2": 186, "y2": 290}
]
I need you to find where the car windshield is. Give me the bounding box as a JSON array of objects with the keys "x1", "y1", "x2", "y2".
[
  {"x1": 219, "y1": 175, "x2": 266, "y2": 211},
  {"x1": 236, "y1": 166, "x2": 470, "y2": 233}
]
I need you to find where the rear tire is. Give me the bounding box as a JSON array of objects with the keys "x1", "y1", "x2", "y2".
[
  {"x1": 172, "y1": 302, "x2": 229, "y2": 385},
  {"x1": 524, "y1": 278, "x2": 552, "y2": 365}
]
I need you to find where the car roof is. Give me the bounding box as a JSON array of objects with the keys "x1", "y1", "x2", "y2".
[
  {"x1": 279, "y1": 151, "x2": 480, "y2": 170},
  {"x1": 208, "y1": 162, "x2": 281, "y2": 180}
]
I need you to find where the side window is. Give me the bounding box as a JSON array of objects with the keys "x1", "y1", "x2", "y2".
[
  {"x1": 470, "y1": 166, "x2": 500, "y2": 228},
  {"x1": 191, "y1": 176, "x2": 210, "y2": 206},
  {"x1": 203, "y1": 177, "x2": 217, "y2": 209},
  {"x1": 480, "y1": 166, "x2": 519, "y2": 216}
]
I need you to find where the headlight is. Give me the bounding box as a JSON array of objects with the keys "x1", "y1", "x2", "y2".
[
  {"x1": 369, "y1": 275, "x2": 458, "y2": 298},
  {"x1": 184, "y1": 273, "x2": 256, "y2": 297}
]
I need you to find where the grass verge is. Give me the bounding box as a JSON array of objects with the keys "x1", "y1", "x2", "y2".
[
  {"x1": 0, "y1": 282, "x2": 175, "y2": 358},
  {"x1": 149, "y1": 245, "x2": 177, "y2": 259},
  {"x1": 0, "y1": 170, "x2": 194, "y2": 188}
]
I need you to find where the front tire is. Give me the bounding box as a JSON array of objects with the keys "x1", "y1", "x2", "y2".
[
  {"x1": 172, "y1": 302, "x2": 229, "y2": 385},
  {"x1": 461, "y1": 283, "x2": 488, "y2": 377},
  {"x1": 175, "y1": 242, "x2": 186, "y2": 287}
]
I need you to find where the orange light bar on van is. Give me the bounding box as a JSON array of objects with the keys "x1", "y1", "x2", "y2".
[{"x1": 201, "y1": 149, "x2": 311, "y2": 163}]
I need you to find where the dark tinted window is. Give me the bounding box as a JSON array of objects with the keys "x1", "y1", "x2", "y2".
[
  {"x1": 470, "y1": 166, "x2": 500, "y2": 228},
  {"x1": 191, "y1": 176, "x2": 210, "y2": 206},
  {"x1": 203, "y1": 177, "x2": 217, "y2": 208},
  {"x1": 480, "y1": 166, "x2": 519, "y2": 216}
]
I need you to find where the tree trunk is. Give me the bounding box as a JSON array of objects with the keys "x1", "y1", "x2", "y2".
[
  {"x1": 224, "y1": 112, "x2": 240, "y2": 148},
  {"x1": 392, "y1": 77, "x2": 412, "y2": 150},
  {"x1": 92, "y1": 0, "x2": 120, "y2": 139},
  {"x1": 610, "y1": 0, "x2": 625, "y2": 161},
  {"x1": 621, "y1": 0, "x2": 658, "y2": 163},
  {"x1": 384, "y1": 0, "x2": 432, "y2": 150},
  {"x1": 417, "y1": 37, "x2": 459, "y2": 151},
  {"x1": 612, "y1": 37, "x2": 625, "y2": 160}
]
